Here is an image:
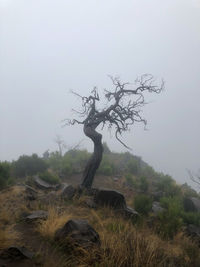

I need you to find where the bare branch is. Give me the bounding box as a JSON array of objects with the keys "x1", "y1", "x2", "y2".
[{"x1": 66, "y1": 75, "x2": 164, "y2": 148}]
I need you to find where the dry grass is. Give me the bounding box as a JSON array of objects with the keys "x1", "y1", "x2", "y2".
[
  {"x1": 1, "y1": 186, "x2": 200, "y2": 267},
  {"x1": 0, "y1": 225, "x2": 20, "y2": 250},
  {"x1": 37, "y1": 207, "x2": 73, "y2": 239},
  {"x1": 36, "y1": 205, "x2": 195, "y2": 267},
  {"x1": 0, "y1": 186, "x2": 29, "y2": 225}
]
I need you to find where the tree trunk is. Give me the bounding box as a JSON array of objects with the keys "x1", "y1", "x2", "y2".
[{"x1": 81, "y1": 124, "x2": 103, "y2": 188}]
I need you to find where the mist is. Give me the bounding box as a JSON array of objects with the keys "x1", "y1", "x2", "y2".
[{"x1": 1, "y1": 0, "x2": 200, "y2": 187}]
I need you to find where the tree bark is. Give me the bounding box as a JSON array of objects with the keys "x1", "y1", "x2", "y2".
[{"x1": 81, "y1": 124, "x2": 103, "y2": 188}]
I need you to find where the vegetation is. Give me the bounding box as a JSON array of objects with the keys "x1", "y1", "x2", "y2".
[
  {"x1": 0, "y1": 161, "x2": 11, "y2": 188},
  {"x1": 12, "y1": 154, "x2": 48, "y2": 178},
  {"x1": 134, "y1": 195, "x2": 152, "y2": 215},
  {"x1": 0, "y1": 144, "x2": 200, "y2": 266},
  {"x1": 39, "y1": 171, "x2": 60, "y2": 185}
]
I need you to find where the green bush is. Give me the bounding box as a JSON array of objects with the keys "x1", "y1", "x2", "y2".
[
  {"x1": 134, "y1": 195, "x2": 152, "y2": 215},
  {"x1": 125, "y1": 173, "x2": 138, "y2": 188},
  {"x1": 127, "y1": 158, "x2": 140, "y2": 175},
  {"x1": 0, "y1": 162, "x2": 10, "y2": 188},
  {"x1": 157, "y1": 196, "x2": 183, "y2": 239},
  {"x1": 98, "y1": 155, "x2": 114, "y2": 176},
  {"x1": 156, "y1": 174, "x2": 181, "y2": 197},
  {"x1": 13, "y1": 154, "x2": 48, "y2": 178},
  {"x1": 139, "y1": 176, "x2": 148, "y2": 192},
  {"x1": 39, "y1": 171, "x2": 60, "y2": 185},
  {"x1": 181, "y1": 211, "x2": 200, "y2": 227}
]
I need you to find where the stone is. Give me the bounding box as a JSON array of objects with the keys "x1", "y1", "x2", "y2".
[
  {"x1": 0, "y1": 246, "x2": 34, "y2": 260},
  {"x1": 25, "y1": 185, "x2": 38, "y2": 201},
  {"x1": 61, "y1": 185, "x2": 76, "y2": 200},
  {"x1": 85, "y1": 198, "x2": 97, "y2": 209},
  {"x1": 185, "y1": 224, "x2": 200, "y2": 246},
  {"x1": 39, "y1": 191, "x2": 58, "y2": 205},
  {"x1": 152, "y1": 201, "x2": 164, "y2": 214},
  {"x1": 183, "y1": 197, "x2": 200, "y2": 212},
  {"x1": 25, "y1": 185, "x2": 37, "y2": 194},
  {"x1": 121, "y1": 206, "x2": 139, "y2": 220},
  {"x1": 26, "y1": 210, "x2": 48, "y2": 222},
  {"x1": 55, "y1": 219, "x2": 100, "y2": 248},
  {"x1": 34, "y1": 175, "x2": 59, "y2": 190},
  {"x1": 94, "y1": 189, "x2": 126, "y2": 209}
]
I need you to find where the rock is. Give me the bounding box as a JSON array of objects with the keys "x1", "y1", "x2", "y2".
[
  {"x1": 94, "y1": 189, "x2": 126, "y2": 209},
  {"x1": 39, "y1": 191, "x2": 58, "y2": 205},
  {"x1": 61, "y1": 185, "x2": 76, "y2": 200},
  {"x1": 85, "y1": 198, "x2": 97, "y2": 209},
  {"x1": 26, "y1": 210, "x2": 48, "y2": 222},
  {"x1": 0, "y1": 246, "x2": 34, "y2": 260},
  {"x1": 60, "y1": 183, "x2": 69, "y2": 191},
  {"x1": 185, "y1": 224, "x2": 200, "y2": 246},
  {"x1": 121, "y1": 206, "x2": 139, "y2": 220},
  {"x1": 34, "y1": 175, "x2": 60, "y2": 190},
  {"x1": 183, "y1": 197, "x2": 200, "y2": 212},
  {"x1": 25, "y1": 185, "x2": 38, "y2": 201},
  {"x1": 55, "y1": 219, "x2": 100, "y2": 248},
  {"x1": 25, "y1": 185, "x2": 37, "y2": 194},
  {"x1": 152, "y1": 201, "x2": 164, "y2": 214}
]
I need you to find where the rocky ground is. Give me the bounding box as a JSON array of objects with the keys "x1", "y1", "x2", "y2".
[{"x1": 0, "y1": 176, "x2": 200, "y2": 267}]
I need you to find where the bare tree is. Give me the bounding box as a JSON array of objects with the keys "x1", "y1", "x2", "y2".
[
  {"x1": 188, "y1": 169, "x2": 200, "y2": 188},
  {"x1": 54, "y1": 135, "x2": 66, "y2": 156},
  {"x1": 65, "y1": 75, "x2": 164, "y2": 188}
]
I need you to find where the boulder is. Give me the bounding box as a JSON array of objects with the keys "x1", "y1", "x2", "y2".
[
  {"x1": 25, "y1": 185, "x2": 38, "y2": 200},
  {"x1": 183, "y1": 197, "x2": 200, "y2": 212},
  {"x1": 185, "y1": 224, "x2": 200, "y2": 246},
  {"x1": 55, "y1": 219, "x2": 100, "y2": 248},
  {"x1": 0, "y1": 246, "x2": 34, "y2": 260},
  {"x1": 94, "y1": 189, "x2": 126, "y2": 209},
  {"x1": 39, "y1": 191, "x2": 58, "y2": 205},
  {"x1": 34, "y1": 175, "x2": 60, "y2": 190},
  {"x1": 152, "y1": 201, "x2": 164, "y2": 214},
  {"x1": 121, "y1": 206, "x2": 139, "y2": 220},
  {"x1": 26, "y1": 210, "x2": 48, "y2": 222},
  {"x1": 61, "y1": 185, "x2": 76, "y2": 200},
  {"x1": 85, "y1": 198, "x2": 97, "y2": 209}
]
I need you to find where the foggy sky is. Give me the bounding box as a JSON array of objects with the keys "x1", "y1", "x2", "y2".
[{"x1": 1, "y1": 0, "x2": 200, "y2": 187}]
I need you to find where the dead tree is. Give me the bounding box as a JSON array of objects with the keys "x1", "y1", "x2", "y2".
[
  {"x1": 188, "y1": 170, "x2": 200, "y2": 189},
  {"x1": 65, "y1": 75, "x2": 164, "y2": 188},
  {"x1": 54, "y1": 135, "x2": 66, "y2": 157}
]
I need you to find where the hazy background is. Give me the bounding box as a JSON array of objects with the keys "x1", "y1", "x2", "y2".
[{"x1": 0, "y1": 0, "x2": 200, "y2": 187}]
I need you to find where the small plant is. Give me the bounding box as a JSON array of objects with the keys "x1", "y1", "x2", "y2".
[
  {"x1": 139, "y1": 176, "x2": 149, "y2": 192},
  {"x1": 125, "y1": 173, "x2": 138, "y2": 188},
  {"x1": 181, "y1": 211, "x2": 200, "y2": 227},
  {"x1": 39, "y1": 171, "x2": 60, "y2": 185},
  {"x1": 134, "y1": 195, "x2": 152, "y2": 215},
  {"x1": 156, "y1": 197, "x2": 183, "y2": 239}
]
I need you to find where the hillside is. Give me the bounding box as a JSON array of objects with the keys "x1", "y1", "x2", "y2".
[{"x1": 0, "y1": 147, "x2": 200, "y2": 266}]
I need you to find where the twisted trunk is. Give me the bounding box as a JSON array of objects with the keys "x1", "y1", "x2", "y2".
[{"x1": 81, "y1": 124, "x2": 103, "y2": 188}]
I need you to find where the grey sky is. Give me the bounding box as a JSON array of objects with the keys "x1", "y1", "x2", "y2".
[{"x1": 0, "y1": 0, "x2": 200, "y2": 187}]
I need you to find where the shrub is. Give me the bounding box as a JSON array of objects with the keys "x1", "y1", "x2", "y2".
[
  {"x1": 0, "y1": 162, "x2": 10, "y2": 189},
  {"x1": 134, "y1": 195, "x2": 152, "y2": 215},
  {"x1": 125, "y1": 173, "x2": 138, "y2": 188},
  {"x1": 156, "y1": 174, "x2": 181, "y2": 197},
  {"x1": 39, "y1": 171, "x2": 60, "y2": 185},
  {"x1": 139, "y1": 176, "x2": 148, "y2": 192},
  {"x1": 181, "y1": 212, "x2": 200, "y2": 227},
  {"x1": 157, "y1": 197, "x2": 183, "y2": 239},
  {"x1": 98, "y1": 155, "x2": 113, "y2": 176},
  {"x1": 13, "y1": 154, "x2": 48, "y2": 178}
]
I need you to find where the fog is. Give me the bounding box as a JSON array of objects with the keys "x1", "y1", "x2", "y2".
[{"x1": 0, "y1": 0, "x2": 200, "y2": 186}]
